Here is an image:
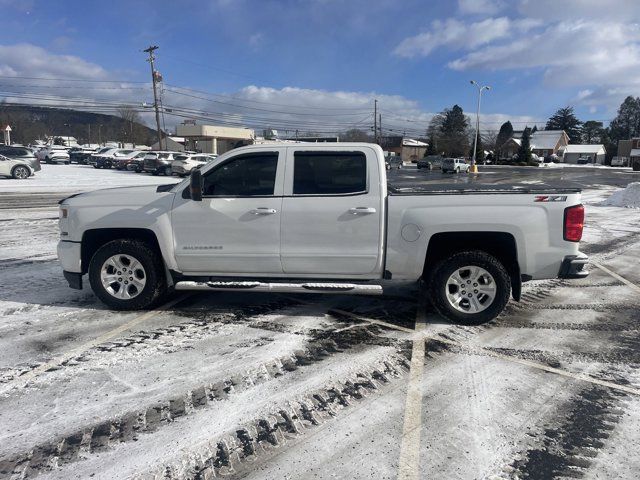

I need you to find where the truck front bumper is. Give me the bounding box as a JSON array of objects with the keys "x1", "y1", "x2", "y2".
[{"x1": 558, "y1": 254, "x2": 589, "y2": 279}]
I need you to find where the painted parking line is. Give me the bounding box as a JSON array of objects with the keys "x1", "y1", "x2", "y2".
[
  {"x1": 397, "y1": 305, "x2": 427, "y2": 480},
  {"x1": 338, "y1": 309, "x2": 640, "y2": 397},
  {"x1": 0, "y1": 294, "x2": 191, "y2": 395},
  {"x1": 593, "y1": 261, "x2": 640, "y2": 294}
]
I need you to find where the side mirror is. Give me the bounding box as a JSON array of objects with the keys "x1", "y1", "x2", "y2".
[{"x1": 189, "y1": 169, "x2": 203, "y2": 201}]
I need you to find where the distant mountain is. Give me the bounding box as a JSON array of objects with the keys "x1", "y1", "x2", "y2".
[{"x1": 0, "y1": 104, "x2": 158, "y2": 146}]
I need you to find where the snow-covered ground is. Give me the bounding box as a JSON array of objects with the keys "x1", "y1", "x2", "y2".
[
  {"x1": 0, "y1": 168, "x2": 639, "y2": 479},
  {"x1": 0, "y1": 164, "x2": 177, "y2": 193}
]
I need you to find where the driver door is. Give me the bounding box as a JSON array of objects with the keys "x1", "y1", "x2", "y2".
[{"x1": 171, "y1": 149, "x2": 285, "y2": 275}]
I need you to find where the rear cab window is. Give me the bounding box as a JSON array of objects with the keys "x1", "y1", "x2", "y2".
[{"x1": 292, "y1": 151, "x2": 367, "y2": 195}]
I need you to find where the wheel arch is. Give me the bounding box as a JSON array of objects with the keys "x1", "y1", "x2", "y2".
[
  {"x1": 423, "y1": 231, "x2": 521, "y2": 301},
  {"x1": 81, "y1": 228, "x2": 162, "y2": 275}
]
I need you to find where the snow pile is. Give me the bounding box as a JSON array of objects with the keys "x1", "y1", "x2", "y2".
[{"x1": 601, "y1": 182, "x2": 640, "y2": 208}]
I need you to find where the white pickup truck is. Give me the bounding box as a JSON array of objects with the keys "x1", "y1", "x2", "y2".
[{"x1": 58, "y1": 143, "x2": 588, "y2": 324}]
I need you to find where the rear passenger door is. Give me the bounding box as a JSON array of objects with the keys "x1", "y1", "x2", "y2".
[{"x1": 280, "y1": 148, "x2": 384, "y2": 277}]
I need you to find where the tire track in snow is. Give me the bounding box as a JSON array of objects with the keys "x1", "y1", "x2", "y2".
[{"x1": 0, "y1": 324, "x2": 413, "y2": 479}]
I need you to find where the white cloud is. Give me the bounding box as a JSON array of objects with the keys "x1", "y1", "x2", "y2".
[
  {"x1": 393, "y1": 17, "x2": 540, "y2": 58},
  {"x1": 458, "y1": 0, "x2": 505, "y2": 15},
  {"x1": 0, "y1": 43, "x2": 109, "y2": 80},
  {"x1": 448, "y1": 21, "x2": 640, "y2": 90}
]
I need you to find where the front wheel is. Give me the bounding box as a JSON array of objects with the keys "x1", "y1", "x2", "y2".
[
  {"x1": 89, "y1": 240, "x2": 167, "y2": 310},
  {"x1": 426, "y1": 250, "x2": 511, "y2": 325},
  {"x1": 12, "y1": 165, "x2": 31, "y2": 179}
]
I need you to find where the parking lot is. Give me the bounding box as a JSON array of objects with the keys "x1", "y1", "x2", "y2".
[{"x1": 1, "y1": 163, "x2": 639, "y2": 479}]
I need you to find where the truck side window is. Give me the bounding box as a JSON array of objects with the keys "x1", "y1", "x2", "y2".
[
  {"x1": 202, "y1": 153, "x2": 278, "y2": 197},
  {"x1": 293, "y1": 152, "x2": 366, "y2": 195}
]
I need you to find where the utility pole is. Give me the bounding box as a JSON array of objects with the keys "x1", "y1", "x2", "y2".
[
  {"x1": 98, "y1": 124, "x2": 103, "y2": 146},
  {"x1": 378, "y1": 113, "x2": 382, "y2": 141},
  {"x1": 373, "y1": 99, "x2": 378, "y2": 144},
  {"x1": 144, "y1": 45, "x2": 163, "y2": 150},
  {"x1": 88, "y1": 124, "x2": 91, "y2": 145}
]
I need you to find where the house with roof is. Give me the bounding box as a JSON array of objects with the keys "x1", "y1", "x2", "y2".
[
  {"x1": 380, "y1": 136, "x2": 428, "y2": 163},
  {"x1": 499, "y1": 129, "x2": 570, "y2": 160},
  {"x1": 529, "y1": 130, "x2": 570, "y2": 158},
  {"x1": 499, "y1": 137, "x2": 521, "y2": 159},
  {"x1": 559, "y1": 144, "x2": 606, "y2": 164}
]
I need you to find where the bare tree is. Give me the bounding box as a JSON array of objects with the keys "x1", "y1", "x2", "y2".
[
  {"x1": 117, "y1": 105, "x2": 141, "y2": 145},
  {"x1": 482, "y1": 129, "x2": 498, "y2": 152}
]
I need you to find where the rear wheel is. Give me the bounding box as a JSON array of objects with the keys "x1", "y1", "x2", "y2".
[
  {"x1": 11, "y1": 165, "x2": 30, "y2": 179},
  {"x1": 164, "y1": 166, "x2": 172, "y2": 176},
  {"x1": 426, "y1": 250, "x2": 511, "y2": 325},
  {"x1": 89, "y1": 240, "x2": 166, "y2": 310}
]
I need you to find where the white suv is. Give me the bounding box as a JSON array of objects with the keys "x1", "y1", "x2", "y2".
[
  {"x1": 441, "y1": 158, "x2": 470, "y2": 173},
  {"x1": 36, "y1": 146, "x2": 70, "y2": 165},
  {"x1": 171, "y1": 153, "x2": 217, "y2": 176}
]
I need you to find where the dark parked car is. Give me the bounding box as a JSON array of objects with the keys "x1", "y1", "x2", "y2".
[
  {"x1": 69, "y1": 146, "x2": 98, "y2": 164},
  {"x1": 0, "y1": 145, "x2": 41, "y2": 172},
  {"x1": 416, "y1": 158, "x2": 432, "y2": 170},
  {"x1": 143, "y1": 151, "x2": 180, "y2": 175}
]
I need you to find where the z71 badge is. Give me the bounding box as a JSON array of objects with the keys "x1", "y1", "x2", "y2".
[{"x1": 534, "y1": 195, "x2": 567, "y2": 202}]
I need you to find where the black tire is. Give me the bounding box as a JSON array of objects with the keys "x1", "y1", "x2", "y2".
[
  {"x1": 426, "y1": 250, "x2": 511, "y2": 325},
  {"x1": 11, "y1": 165, "x2": 31, "y2": 179},
  {"x1": 45, "y1": 156, "x2": 51, "y2": 164},
  {"x1": 64, "y1": 161, "x2": 70, "y2": 165},
  {"x1": 164, "y1": 166, "x2": 172, "y2": 176},
  {"x1": 88, "y1": 239, "x2": 167, "y2": 310}
]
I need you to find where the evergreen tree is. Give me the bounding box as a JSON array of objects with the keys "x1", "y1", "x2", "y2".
[
  {"x1": 425, "y1": 134, "x2": 437, "y2": 156},
  {"x1": 531, "y1": 125, "x2": 538, "y2": 134},
  {"x1": 545, "y1": 106, "x2": 582, "y2": 144},
  {"x1": 438, "y1": 104, "x2": 470, "y2": 157},
  {"x1": 608, "y1": 96, "x2": 640, "y2": 141},
  {"x1": 495, "y1": 121, "x2": 514, "y2": 157},
  {"x1": 518, "y1": 126, "x2": 532, "y2": 162},
  {"x1": 582, "y1": 120, "x2": 604, "y2": 143}
]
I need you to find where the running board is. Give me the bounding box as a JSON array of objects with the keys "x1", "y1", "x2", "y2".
[{"x1": 174, "y1": 280, "x2": 383, "y2": 295}]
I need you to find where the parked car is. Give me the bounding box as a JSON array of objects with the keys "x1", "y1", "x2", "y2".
[
  {"x1": 171, "y1": 153, "x2": 217, "y2": 176},
  {"x1": 0, "y1": 145, "x2": 41, "y2": 172},
  {"x1": 36, "y1": 145, "x2": 70, "y2": 164},
  {"x1": 143, "y1": 151, "x2": 180, "y2": 176},
  {"x1": 611, "y1": 156, "x2": 628, "y2": 167},
  {"x1": 87, "y1": 147, "x2": 116, "y2": 167},
  {"x1": 0, "y1": 154, "x2": 34, "y2": 179},
  {"x1": 95, "y1": 149, "x2": 137, "y2": 169},
  {"x1": 441, "y1": 158, "x2": 470, "y2": 173},
  {"x1": 58, "y1": 143, "x2": 589, "y2": 325},
  {"x1": 576, "y1": 157, "x2": 591, "y2": 165},
  {"x1": 69, "y1": 146, "x2": 98, "y2": 165},
  {"x1": 416, "y1": 158, "x2": 433, "y2": 170},
  {"x1": 114, "y1": 151, "x2": 148, "y2": 170}
]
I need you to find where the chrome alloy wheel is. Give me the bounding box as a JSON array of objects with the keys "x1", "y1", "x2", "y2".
[
  {"x1": 13, "y1": 166, "x2": 30, "y2": 179},
  {"x1": 445, "y1": 266, "x2": 497, "y2": 314},
  {"x1": 100, "y1": 254, "x2": 146, "y2": 300}
]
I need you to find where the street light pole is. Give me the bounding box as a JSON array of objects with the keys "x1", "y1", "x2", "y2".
[{"x1": 470, "y1": 80, "x2": 490, "y2": 174}]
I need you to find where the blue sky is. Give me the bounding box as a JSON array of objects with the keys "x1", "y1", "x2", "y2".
[{"x1": 1, "y1": 0, "x2": 639, "y2": 135}]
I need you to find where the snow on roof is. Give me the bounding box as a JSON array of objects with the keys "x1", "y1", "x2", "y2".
[
  {"x1": 530, "y1": 130, "x2": 565, "y2": 149},
  {"x1": 630, "y1": 149, "x2": 640, "y2": 156},
  {"x1": 402, "y1": 138, "x2": 428, "y2": 147},
  {"x1": 561, "y1": 144, "x2": 606, "y2": 154}
]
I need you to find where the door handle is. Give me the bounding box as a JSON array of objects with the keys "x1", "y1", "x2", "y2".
[
  {"x1": 250, "y1": 208, "x2": 277, "y2": 215},
  {"x1": 348, "y1": 207, "x2": 376, "y2": 214}
]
